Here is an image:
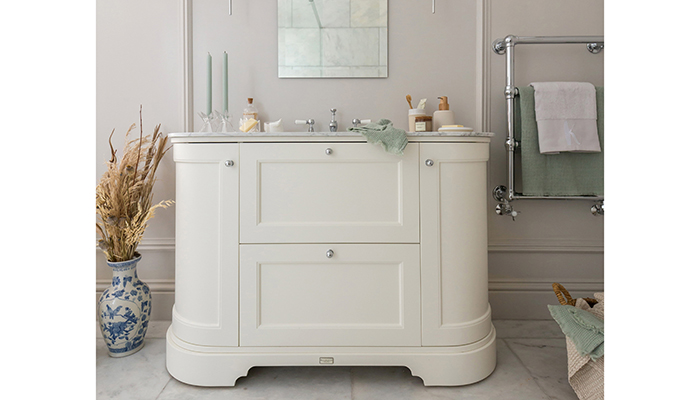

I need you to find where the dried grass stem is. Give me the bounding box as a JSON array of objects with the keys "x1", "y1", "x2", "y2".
[{"x1": 96, "y1": 108, "x2": 173, "y2": 262}]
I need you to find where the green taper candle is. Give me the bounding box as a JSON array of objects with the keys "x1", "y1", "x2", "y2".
[
  {"x1": 206, "y1": 52, "x2": 212, "y2": 115},
  {"x1": 223, "y1": 51, "x2": 228, "y2": 114}
]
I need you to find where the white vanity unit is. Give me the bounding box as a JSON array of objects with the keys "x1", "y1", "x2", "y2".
[{"x1": 166, "y1": 131, "x2": 496, "y2": 387}]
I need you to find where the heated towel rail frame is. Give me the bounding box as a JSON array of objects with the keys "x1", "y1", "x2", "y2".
[{"x1": 491, "y1": 35, "x2": 604, "y2": 219}]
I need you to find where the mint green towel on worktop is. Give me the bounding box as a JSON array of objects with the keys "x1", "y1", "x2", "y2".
[
  {"x1": 548, "y1": 304, "x2": 604, "y2": 360},
  {"x1": 516, "y1": 86, "x2": 604, "y2": 196},
  {"x1": 347, "y1": 119, "x2": 408, "y2": 155}
]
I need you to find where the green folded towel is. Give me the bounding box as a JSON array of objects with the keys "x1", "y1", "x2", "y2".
[
  {"x1": 347, "y1": 119, "x2": 408, "y2": 155},
  {"x1": 516, "y1": 86, "x2": 604, "y2": 196},
  {"x1": 548, "y1": 304, "x2": 604, "y2": 360}
]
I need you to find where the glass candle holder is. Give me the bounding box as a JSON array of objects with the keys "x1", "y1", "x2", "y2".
[
  {"x1": 215, "y1": 110, "x2": 235, "y2": 133},
  {"x1": 198, "y1": 112, "x2": 214, "y2": 133}
]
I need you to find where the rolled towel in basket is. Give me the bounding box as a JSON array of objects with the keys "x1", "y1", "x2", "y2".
[
  {"x1": 548, "y1": 304, "x2": 604, "y2": 360},
  {"x1": 531, "y1": 82, "x2": 601, "y2": 154}
]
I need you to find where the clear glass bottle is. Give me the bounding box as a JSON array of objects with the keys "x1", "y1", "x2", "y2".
[{"x1": 240, "y1": 97, "x2": 260, "y2": 132}]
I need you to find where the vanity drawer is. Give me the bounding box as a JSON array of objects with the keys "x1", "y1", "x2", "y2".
[
  {"x1": 239, "y1": 244, "x2": 421, "y2": 347},
  {"x1": 239, "y1": 143, "x2": 419, "y2": 243}
]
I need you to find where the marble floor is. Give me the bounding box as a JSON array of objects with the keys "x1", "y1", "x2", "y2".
[{"x1": 97, "y1": 320, "x2": 578, "y2": 400}]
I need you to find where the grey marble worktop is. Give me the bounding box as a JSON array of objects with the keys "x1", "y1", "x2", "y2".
[{"x1": 169, "y1": 131, "x2": 494, "y2": 138}]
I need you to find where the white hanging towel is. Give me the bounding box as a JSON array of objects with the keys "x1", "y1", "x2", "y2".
[{"x1": 531, "y1": 82, "x2": 601, "y2": 154}]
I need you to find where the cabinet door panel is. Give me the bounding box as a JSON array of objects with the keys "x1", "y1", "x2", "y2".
[
  {"x1": 420, "y1": 143, "x2": 492, "y2": 346},
  {"x1": 171, "y1": 144, "x2": 239, "y2": 346},
  {"x1": 239, "y1": 143, "x2": 419, "y2": 243},
  {"x1": 239, "y1": 244, "x2": 421, "y2": 347}
]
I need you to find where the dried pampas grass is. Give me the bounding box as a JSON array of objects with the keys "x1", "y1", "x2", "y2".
[{"x1": 96, "y1": 107, "x2": 173, "y2": 262}]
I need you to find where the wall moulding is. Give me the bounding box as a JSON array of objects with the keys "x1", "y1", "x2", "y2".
[
  {"x1": 488, "y1": 278, "x2": 603, "y2": 293},
  {"x1": 95, "y1": 237, "x2": 176, "y2": 253},
  {"x1": 95, "y1": 278, "x2": 604, "y2": 296},
  {"x1": 97, "y1": 237, "x2": 604, "y2": 254},
  {"x1": 487, "y1": 238, "x2": 603, "y2": 253},
  {"x1": 96, "y1": 279, "x2": 175, "y2": 294}
]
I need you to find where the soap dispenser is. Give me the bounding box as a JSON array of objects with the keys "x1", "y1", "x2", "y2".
[{"x1": 433, "y1": 96, "x2": 455, "y2": 131}]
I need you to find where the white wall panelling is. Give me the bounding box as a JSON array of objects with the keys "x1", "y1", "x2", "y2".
[{"x1": 180, "y1": 0, "x2": 194, "y2": 131}]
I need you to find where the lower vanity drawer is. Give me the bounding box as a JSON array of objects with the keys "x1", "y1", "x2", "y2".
[{"x1": 239, "y1": 244, "x2": 421, "y2": 347}]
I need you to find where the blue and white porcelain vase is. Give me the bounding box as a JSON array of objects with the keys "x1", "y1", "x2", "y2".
[{"x1": 98, "y1": 253, "x2": 152, "y2": 357}]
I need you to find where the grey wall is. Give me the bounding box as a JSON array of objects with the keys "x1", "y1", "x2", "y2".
[
  {"x1": 485, "y1": 0, "x2": 604, "y2": 318},
  {"x1": 96, "y1": 0, "x2": 182, "y2": 319},
  {"x1": 97, "y1": 0, "x2": 604, "y2": 320},
  {"x1": 192, "y1": 0, "x2": 481, "y2": 132}
]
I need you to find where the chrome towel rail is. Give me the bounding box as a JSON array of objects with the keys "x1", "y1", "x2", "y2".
[{"x1": 491, "y1": 35, "x2": 604, "y2": 220}]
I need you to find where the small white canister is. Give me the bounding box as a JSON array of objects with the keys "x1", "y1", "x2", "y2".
[
  {"x1": 264, "y1": 119, "x2": 283, "y2": 133},
  {"x1": 408, "y1": 108, "x2": 427, "y2": 132}
]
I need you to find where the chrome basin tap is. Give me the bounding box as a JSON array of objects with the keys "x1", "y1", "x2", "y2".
[
  {"x1": 295, "y1": 119, "x2": 315, "y2": 132},
  {"x1": 329, "y1": 109, "x2": 338, "y2": 132},
  {"x1": 352, "y1": 118, "x2": 371, "y2": 127}
]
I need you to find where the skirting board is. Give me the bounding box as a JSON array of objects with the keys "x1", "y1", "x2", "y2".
[
  {"x1": 96, "y1": 279, "x2": 603, "y2": 321},
  {"x1": 488, "y1": 288, "x2": 603, "y2": 320}
]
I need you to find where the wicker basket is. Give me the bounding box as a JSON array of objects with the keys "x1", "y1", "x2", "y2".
[
  {"x1": 552, "y1": 282, "x2": 598, "y2": 307},
  {"x1": 551, "y1": 282, "x2": 604, "y2": 400}
]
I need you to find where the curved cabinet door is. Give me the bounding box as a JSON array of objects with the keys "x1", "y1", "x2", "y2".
[
  {"x1": 239, "y1": 143, "x2": 419, "y2": 243},
  {"x1": 171, "y1": 144, "x2": 239, "y2": 346},
  {"x1": 420, "y1": 143, "x2": 492, "y2": 346}
]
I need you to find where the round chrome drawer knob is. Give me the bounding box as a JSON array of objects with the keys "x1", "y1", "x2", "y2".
[
  {"x1": 326, "y1": 249, "x2": 334, "y2": 258},
  {"x1": 425, "y1": 159, "x2": 434, "y2": 167},
  {"x1": 325, "y1": 148, "x2": 333, "y2": 155},
  {"x1": 224, "y1": 160, "x2": 234, "y2": 167}
]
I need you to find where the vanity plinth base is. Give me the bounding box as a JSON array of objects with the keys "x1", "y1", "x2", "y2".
[{"x1": 166, "y1": 325, "x2": 497, "y2": 387}]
